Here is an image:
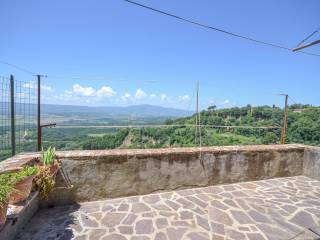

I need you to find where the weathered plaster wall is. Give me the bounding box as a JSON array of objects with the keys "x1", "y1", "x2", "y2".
[
  {"x1": 303, "y1": 146, "x2": 320, "y2": 180},
  {"x1": 0, "y1": 144, "x2": 308, "y2": 204},
  {"x1": 50, "y1": 144, "x2": 305, "y2": 202}
]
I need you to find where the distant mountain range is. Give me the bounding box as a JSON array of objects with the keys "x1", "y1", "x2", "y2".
[{"x1": 40, "y1": 104, "x2": 193, "y2": 117}]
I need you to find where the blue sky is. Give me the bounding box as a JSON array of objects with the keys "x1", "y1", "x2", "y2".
[{"x1": 1, "y1": 0, "x2": 319, "y2": 110}]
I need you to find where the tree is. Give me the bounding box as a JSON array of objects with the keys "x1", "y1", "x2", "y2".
[{"x1": 208, "y1": 105, "x2": 217, "y2": 112}]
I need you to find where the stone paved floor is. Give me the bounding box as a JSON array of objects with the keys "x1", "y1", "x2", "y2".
[{"x1": 17, "y1": 176, "x2": 320, "y2": 240}]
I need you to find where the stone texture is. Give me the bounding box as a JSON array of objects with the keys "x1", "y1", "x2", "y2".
[
  {"x1": 46, "y1": 145, "x2": 306, "y2": 202},
  {"x1": 16, "y1": 176, "x2": 320, "y2": 240},
  {"x1": 304, "y1": 146, "x2": 320, "y2": 180},
  {"x1": 101, "y1": 213, "x2": 126, "y2": 227},
  {"x1": 135, "y1": 219, "x2": 154, "y2": 234},
  {"x1": 155, "y1": 232, "x2": 167, "y2": 240}
]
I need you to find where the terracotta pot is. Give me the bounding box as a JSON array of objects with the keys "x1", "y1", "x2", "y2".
[
  {"x1": 0, "y1": 201, "x2": 8, "y2": 226},
  {"x1": 37, "y1": 162, "x2": 59, "y2": 177},
  {"x1": 49, "y1": 164, "x2": 59, "y2": 177},
  {"x1": 9, "y1": 175, "x2": 35, "y2": 204}
]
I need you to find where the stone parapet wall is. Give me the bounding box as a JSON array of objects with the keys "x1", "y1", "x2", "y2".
[
  {"x1": 303, "y1": 146, "x2": 320, "y2": 180},
  {"x1": 52, "y1": 144, "x2": 305, "y2": 202},
  {"x1": 2, "y1": 144, "x2": 318, "y2": 204}
]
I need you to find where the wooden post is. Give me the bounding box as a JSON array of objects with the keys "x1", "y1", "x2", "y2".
[
  {"x1": 37, "y1": 75, "x2": 41, "y2": 151},
  {"x1": 281, "y1": 94, "x2": 288, "y2": 144}
]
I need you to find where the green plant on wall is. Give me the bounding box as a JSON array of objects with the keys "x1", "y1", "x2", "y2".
[
  {"x1": 3, "y1": 166, "x2": 38, "y2": 184},
  {"x1": 34, "y1": 146, "x2": 61, "y2": 199},
  {"x1": 0, "y1": 176, "x2": 12, "y2": 208},
  {"x1": 33, "y1": 167, "x2": 56, "y2": 200},
  {"x1": 41, "y1": 146, "x2": 56, "y2": 165}
]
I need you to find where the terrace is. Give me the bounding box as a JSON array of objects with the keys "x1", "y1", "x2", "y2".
[{"x1": 0, "y1": 144, "x2": 320, "y2": 240}]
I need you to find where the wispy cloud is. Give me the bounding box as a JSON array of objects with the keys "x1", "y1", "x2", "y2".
[
  {"x1": 55, "y1": 83, "x2": 117, "y2": 105},
  {"x1": 222, "y1": 99, "x2": 230, "y2": 105},
  {"x1": 23, "y1": 82, "x2": 54, "y2": 92},
  {"x1": 178, "y1": 95, "x2": 190, "y2": 102},
  {"x1": 67, "y1": 84, "x2": 116, "y2": 98},
  {"x1": 72, "y1": 84, "x2": 95, "y2": 97},
  {"x1": 96, "y1": 86, "x2": 116, "y2": 97},
  {"x1": 120, "y1": 93, "x2": 132, "y2": 102},
  {"x1": 160, "y1": 93, "x2": 168, "y2": 101},
  {"x1": 47, "y1": 83, "x2": 192, "y2": 108},
  {"x1": 135, "y1": 89, "x2": 147, "y2": 99}
]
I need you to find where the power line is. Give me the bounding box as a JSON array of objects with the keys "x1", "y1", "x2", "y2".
[
  {"x1": 123, "y1": 0, "x2": 320, "y2": 57},
  {"x1": 0, "y1": 60, "x2": 37, "y2": 76},
  {"x1": 288, "y1": 96, "x2": 299, "y2": 105},
  {"x1": 45, "y1": 75, "x2": 158, "y2": 83},
  {"x1": 0, "y1": 64, "x2": 157, "y2": 83},
  {"x1": 296, "y1": 28, "x2": 319, "y2": 47}
]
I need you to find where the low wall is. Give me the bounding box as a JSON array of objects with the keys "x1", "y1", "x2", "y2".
[
  {"x1": 49, "y1": 144, "x2": 305, "y2": 203},
  {"x1": 2, "y1": 144, "x2": 315, "y2": 204},
  {"x1": 0, "y1": 192, "x2": 39, "y2": 240},
  {"x1": 303, "y1": 146, "x2": 320, "y2": 180}
]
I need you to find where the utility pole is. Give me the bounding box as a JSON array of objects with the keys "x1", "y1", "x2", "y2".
[
  {"x1": 194, "y1": 81, "x2": 202, "y2": 147},
  {"x1": 197, "y1": 81, "x2": 202, "y2": 148},
  {"x1": 37, "y1": 74, "x2": 42, "y2": 151},
  {"x1": 280, "y1": 94, "x2": 288, "y2": 144},
  {"x1": 195, "y1": 82, "x2": 198, "y2": 144}
]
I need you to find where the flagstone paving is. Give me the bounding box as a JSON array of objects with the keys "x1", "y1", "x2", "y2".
[{"x1": 17, "y1": 176, "x2": 320, "y2": 240}]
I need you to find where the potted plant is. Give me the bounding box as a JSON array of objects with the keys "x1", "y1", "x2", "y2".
[
  {"x1": 33, "y1": 147, "x2": 61, "y2": 199},
  {"x1": 41, "y1": 146, "x2": 60, "y2": 176},
  {"x1": 7, "y1": 166, "x2": 38, "y2": 204},
  {"x1": 0, "y1": 175, "x2": 13, "y2": 227}
]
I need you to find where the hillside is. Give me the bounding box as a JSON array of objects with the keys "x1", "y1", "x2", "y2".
[
  {"x1": 41, "y1": 104, "x2": 193, "y2": 117},
  {"x1": 80, "y1": 104, "x2": 320, "y2": 150},
  {"x1": 3, "y1": 104, "x2": 319, "y2": 158}
]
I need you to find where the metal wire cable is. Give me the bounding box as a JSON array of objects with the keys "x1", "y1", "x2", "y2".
[
  {"x1": 296, "y1": 28, "x2": 320, "y2": 47},
  {"x1": 123, "y1": 0, "x2": 320, "y2": 57},
  {"x1": 288, "y1": 96, "x2": 299, "y2": 106},
  {"x1": 0, "y1": 60, "x2": 37, "y2": 76}
]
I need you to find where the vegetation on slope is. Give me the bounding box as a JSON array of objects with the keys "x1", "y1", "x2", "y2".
[
  {"x1": 57, "y1": 103, "x2": 320, "y2": 150},
  {"x1": 1, "y1": 104, "x2": 319, "y2": 159}
]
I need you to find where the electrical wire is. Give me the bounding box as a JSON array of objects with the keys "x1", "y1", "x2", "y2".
[
  {"x1": 45, "y1": 75, "x2": 158, "y2": 84},
  {"x1": 288, "y1": 96, "x2": 299, "y2": 106},
  {"x1": 123, "y1": 0, "x2": 320, "y2": 57},
  {"x1": 0, "y1": 60, "x2": 37, "y2": 76},
  {"x1": 296, "y1": 28, "x2": 320, "y2": 47}
]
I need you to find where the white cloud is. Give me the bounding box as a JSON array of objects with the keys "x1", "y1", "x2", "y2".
[
  {"x1": 23, "y1": 82, "x2": 53, "y2": 92},
  {"x1": 178, "y1": 95, "x2": 190, "y2": 102},
  {"x1": 160, "y1": 93, "x2": 167, "y2": 101},
  {"x1": 222, "y1": 99, "x2": 230, "y2": 105},
  {"x1": 58, "y1": 83, "x2": 116, "y2": 105},
  {"x1": 41, "y1": 85, "x2": 53, "y2": 92},
  {"x1": 23, "y1": 82, "x2": 33, "y2": 89},
  {"x1": 72, "y1": 84, "x2": 95, "y2": 97},
  {"x1": 96, "y1": 86, "x2": 116, "y2": 97},
  {"x1": 68, "y1": 84, "x2": 116, "y2": 98},
  {"x1": 121, "y1": 93, "x2": 131, "y2": 102},
  {"x1": 135, "y1": 89, "x2": 147, "y2": 99},
  {"x1": 150, "y1": 94, "x2": 156, "y2": 98}
]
